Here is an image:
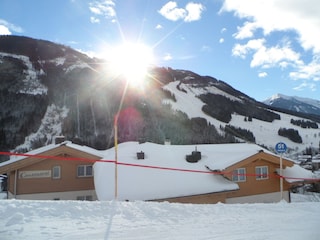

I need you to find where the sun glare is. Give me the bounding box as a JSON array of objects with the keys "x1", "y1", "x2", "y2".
[{"x1": 108, "y1": 42, "x2": 154, "y2": 89}]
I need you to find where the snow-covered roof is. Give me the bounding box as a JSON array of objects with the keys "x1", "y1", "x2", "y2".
[
  {"x1": 94, "y1": 141, "x2": 269, "y2": 201},
  {"x1": 280, "y1": 164, "x2": 319, "y2": 183},
  {"x1": 0, "y1": 141, "x2": 104, "y2": 169}
]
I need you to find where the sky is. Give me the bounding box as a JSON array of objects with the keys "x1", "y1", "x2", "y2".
[{"x1": 0, "y1": 0, "x2": 319, "y2": 101}]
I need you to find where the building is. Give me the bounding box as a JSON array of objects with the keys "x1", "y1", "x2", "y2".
[
  {"x1": 0, "y1": 141, "x2": 317, "y2": 203},
  {"x1": 0, "y1": 174, "x2": 7, "y2": 192},
  {"x1": 94, "y1": 142, "x2": 317, "y2": 204},
  {"x1": 0, "y1": 141, "x2": 103, "y2": 200},
  {"x1": 312, "y1": 154, "x2": 320, "y2": 171}
]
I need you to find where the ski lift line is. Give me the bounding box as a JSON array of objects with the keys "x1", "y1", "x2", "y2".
[{"x1": 0, "y1": 151, "x2": 319, "y2": 182}]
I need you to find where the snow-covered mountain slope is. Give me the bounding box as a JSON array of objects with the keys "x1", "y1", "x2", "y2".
[
  {"x1": 163, "y1": 80, "x2": 320, "y2": 157},
  {"x1": 264, "y1": 93, "x2": 320, "y2": 116}
]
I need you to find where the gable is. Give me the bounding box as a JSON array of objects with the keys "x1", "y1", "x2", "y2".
[
  {"x1": 224, "y1": 151, "x2": 294, "y2": 173},
  {"x1": 0, "y1": 143, "x2": 102, "y2": 174}
]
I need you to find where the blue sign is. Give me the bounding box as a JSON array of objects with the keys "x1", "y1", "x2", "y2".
[{"x1": 275, "y1": 142, "x2": 287, "y2": 153}]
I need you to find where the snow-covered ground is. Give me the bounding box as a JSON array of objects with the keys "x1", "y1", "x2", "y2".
[{"x1": 0, "y1": 193, "x2": 319, "y2": 240}]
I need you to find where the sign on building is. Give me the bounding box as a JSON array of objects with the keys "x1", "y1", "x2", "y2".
[{"x1": 19, "y1": 170, "x2": 51, "y2": 179}]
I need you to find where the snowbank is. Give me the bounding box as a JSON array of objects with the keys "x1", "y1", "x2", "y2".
[{"x1": 0, "y1": 198, "x2": 319, "y2": 240}]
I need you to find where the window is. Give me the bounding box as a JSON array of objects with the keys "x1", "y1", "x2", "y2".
[
  {"x1": 232, "y1": 168, "x2": 246, "y2": 182},
  {"x1": 52, "y1": 166, "x2": 61, "y2": 179},
  {"x1": 256, "y1": 166, "x2": 268, "y2": 180},
  {"x1": 77, "y1": 165, "x2": 93, "y2": 177},
  {"x1": 77, "y1": 195, "x2": 93, "y2": 201}
]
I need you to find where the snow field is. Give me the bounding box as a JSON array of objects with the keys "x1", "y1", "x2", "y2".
[{"x1": 0, "y1": 198, "x2": 319, "y2": 240}]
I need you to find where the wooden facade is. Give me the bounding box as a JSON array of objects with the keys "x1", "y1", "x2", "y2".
[
  {"x1": 154, "y1": 191, "x2": 232, "y2": 204},
  {"x1": 156, "y1": 151, "x2": 295, "y2": 204},
  {"x1": 0, "y1": 143, "x2": 304, "y2": 203},
  {"x1": 1, "y1": 144, "x2": 102, "y2": 200}
]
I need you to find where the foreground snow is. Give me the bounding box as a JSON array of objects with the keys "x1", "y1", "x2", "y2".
[{"x1": 0, "y1": 194, "x2": 319, "y2": 240}]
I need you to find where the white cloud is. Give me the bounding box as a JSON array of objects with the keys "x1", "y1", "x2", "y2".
[
  {"x1": 233, "y1": 21, "x2": 258, "y2": 39},
  {"x1": 163, "y1": 53, "x2": 173, "y2": 61},
  {"x1": 220, "y1": 0, "x2": 320, "y2": 53},
  {"x1": 89, "y1": 0, "x2": 116, "y2": 22},
  {"x1": 232, "y1": 38, "x2": 265, "y2": 58},
  {"x1": 159, "y1": 1, "x2": 205, "y2": 22},
  {"x1": 76, "y1": 49, "x2": 97, "y2": 58},
  {"x1": 221, "y1": 0, "x2": 320, "y2": 87},
  {"x1": 0, "y1": 19, "x2": 23, "y2": 34},
  {"x1": 90, "y1": 17, "x2": 100, "y2": 23},
  {"x1": 258, "y1": 72, "x2": 267, "y2": 78},
  {"x1": 251, "y1": 44, "x2": 301, "y2": 68},
  {"x1": 232, "y1": 37, "x2": 320, "y2": 83},
  {"x1": 221, "y1": 28, "x2": 227, "y2": 33},
  {"x1": 289, "y1": 55, "x2": 320, "y2": 81},
  {"x1": 232, "y1": 38, "x2": 303, "y2": 70},
  {"x1": 89, "y1": 6, "x2": 102, "y2": 15},
  {"x1": 158, "y1": 1, "x2": 186, "y2": 21},
  {"x1": 155, "y1": 24, "x2": 163, "y2": 29},
  {"x1": 293, "y1": 82, "x2": 317, "y2": 92},
  {"x1": 184, "y1": 2, "x2": 205, "y2": 22},
  {"x1": 219, "y1": 38, "x2": 224, "y2": 43},
  {"x1": 0, "y1": 25, "x2": 11, "y2": 35}
]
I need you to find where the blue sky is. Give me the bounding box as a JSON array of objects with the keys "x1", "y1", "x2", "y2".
[{"x1": 0, "y1": 0, "x2": 319, "y2": 101}]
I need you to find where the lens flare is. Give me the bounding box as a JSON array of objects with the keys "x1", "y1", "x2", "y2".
[{"x1": 108, "y1": 42, "x2": 154, "y2": 89}]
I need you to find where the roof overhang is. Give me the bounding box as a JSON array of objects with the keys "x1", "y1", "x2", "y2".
[
  {"x1": 0, "y1": 144, "x2": 102, "y2": 174},
  {"x1": 224, "y1": 151, "x2": 294, "y2": 173}
]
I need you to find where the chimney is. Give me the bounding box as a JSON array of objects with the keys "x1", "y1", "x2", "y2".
[
  {"x1": 136, "y1": 151, "x2": 145, "y2": 160},
  {"x1": 53, "y1": 136, "x2": 65, "y2": 144}
]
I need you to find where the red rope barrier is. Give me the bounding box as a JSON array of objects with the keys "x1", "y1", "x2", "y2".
[{"x1": 0, "y1": 151, "x2": 319, "y2": 182}]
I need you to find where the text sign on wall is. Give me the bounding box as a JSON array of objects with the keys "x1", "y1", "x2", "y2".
[
  {"x1": 19, "y1": 170, "x2": 51, "y2": 179},
  {"x1": 275, "y1": 142, "x2": 287, "y2": 153}
]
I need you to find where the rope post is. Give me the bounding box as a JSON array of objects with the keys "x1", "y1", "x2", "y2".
[
  {"x1": 114, "y1": 113, "x2": 119, "y2": 200},
  {"x1": 280, "y1": 154, "x2": 283, "y2": 201}
]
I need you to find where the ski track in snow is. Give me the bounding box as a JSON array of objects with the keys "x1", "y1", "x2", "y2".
[{"x1": 0, "y1": 198, "x2": 319, "y2": 240}]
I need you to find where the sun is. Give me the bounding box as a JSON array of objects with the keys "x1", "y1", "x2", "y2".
[{"x1": 108, "y1": 42, "x2": 154, "y2": 88}]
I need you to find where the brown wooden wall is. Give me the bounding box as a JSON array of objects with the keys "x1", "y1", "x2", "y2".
[
  {"x1": 8, "y1": 154, "x2": 95, "y2": 195},
  {"x1": 153, "y1": 191, "x2": 230, "y2": 204},
  {"x1": 225, "y1": 159, "x2": 290, "y2": 199}
]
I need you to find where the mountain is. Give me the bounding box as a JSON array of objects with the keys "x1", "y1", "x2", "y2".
[
  {"x1": 0, "y1": 35, "x2": 319, "y2": 161},
  {"x1": 264, "y1": 94, "x2": 320, "y2": 117}
]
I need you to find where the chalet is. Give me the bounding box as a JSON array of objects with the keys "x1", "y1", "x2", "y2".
[
  {"x1": 94, "y1": 142, "x2": 317, "y2": 204},
  {"x1": 0, "y1": 141, "x2": 317, "y2": 203},
  {"x1": 312, "y1": 154, "x2": 320, "y2": 171},
  {"x1": 0, "y1": 141, "x2": 103, "y2": 200}
]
